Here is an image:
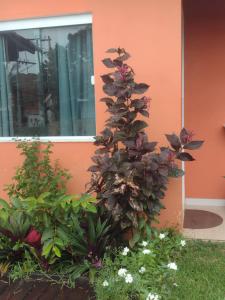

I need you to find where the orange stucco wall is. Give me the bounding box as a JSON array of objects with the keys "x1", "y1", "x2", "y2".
[
  {"x1": 0, "y1": 0, "x2": 182, "y2": 226},
  {"x1": 184, "y1": 0, "x2": 225, "y2": 200}
]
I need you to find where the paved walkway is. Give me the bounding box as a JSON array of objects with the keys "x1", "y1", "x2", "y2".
[{"x1": 183, "y1": 205, "x2": 225, "y2": 241}]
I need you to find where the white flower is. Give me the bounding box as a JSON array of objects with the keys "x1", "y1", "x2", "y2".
[
  {"x1": 167, "y1": 262, "x2": 178, "y2": 270},
  {"x1": 122, "y1": 247, "x2": 130, "y2": 256},
  {"x1": 102, "y1": 280, "x2": 109, "y2": 287},
  {"x1": 139, "y1": 266, "x2": 146, "y2": 274},
  {"x1": 159, "y1": 233, "x2": 166, "y2": 240},
  {"x1": 146, "y1": 292, "x2": 160, "y2": 300},
  {"x1": 118, "y1": 268, "x2": 128, "y2": 277},
  {"x1": 180, "y1": 240, "x2": 186, "y2": 247},
  {"x1": 143, "y1": 249, "x2": 151, "y2": 254},
  {"x1": 125, "y1": 273, "x2": 133, "y2": 283},
  {"x1": 141, "y1": 240, "x2": 148, "y2": 247},
  {"x1": 173, "y1": 283, "x2": 178, "y2": 287}
]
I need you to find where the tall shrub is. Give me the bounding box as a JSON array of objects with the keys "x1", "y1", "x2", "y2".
[{"x1": 88, "y1": 48, "x2": 203, "y2": 246}]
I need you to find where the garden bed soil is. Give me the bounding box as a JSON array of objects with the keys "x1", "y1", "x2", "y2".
[{"x1": 0, "y1": 276, "x2": 95, "y2": 300}]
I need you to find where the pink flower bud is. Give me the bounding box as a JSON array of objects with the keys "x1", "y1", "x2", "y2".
[
  {"x1": 183, "y1": 130, "x2": 194, "y2": 144},
  {"x1": 117, "y1": 64, "x2": 129, "y2": 80}
]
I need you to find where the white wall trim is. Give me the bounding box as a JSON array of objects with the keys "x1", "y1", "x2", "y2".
[
  {"x1": 0, "y1": 136, "x2": 95, "y2": 143},
  {"x1": 181, "y1": 6, "x2": 185, "y2": 216},
  {"x1": 0, "y1": 13, "x2": 92, "y2": 31},
  {"x1": 185, "y1": 198, "x2": 225, "y2": 207}
]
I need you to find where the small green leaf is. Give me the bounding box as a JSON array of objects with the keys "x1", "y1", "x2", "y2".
[
  {"x1": 146, "y1": 224, "x2": 152, "y2": 239},
  {"x1": 85, "y1": 203, "x2": 97, "y2": 213},
  {"x1": 129, "y1": 231, "x2": 141, "y2": 248},
  {"x1": 0, "y1": 199, "x2": 10, "y2": 210},
  {"x1": 42, "y1": 241, "x2": 53, "y2": 257},
  {"x1": 41, "y1": 228, "x2": 54, "y2": 242},
  {"x1": 54, "y1": 238, "x2": 64, "y2": 247},
  {"x1": 53, "y1": 246, "x2": 61, "y2": 257}
]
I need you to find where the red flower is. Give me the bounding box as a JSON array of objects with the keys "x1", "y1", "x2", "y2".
[{"x1": 25, "y1": 228, "x2": 41, "y2": 248}]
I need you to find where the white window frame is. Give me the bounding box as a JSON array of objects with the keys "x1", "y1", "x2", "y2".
[{"x1": 0, "y1": 13, "x2": 95, "y2": 143}]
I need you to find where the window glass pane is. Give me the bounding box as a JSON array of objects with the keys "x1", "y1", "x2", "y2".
[{"x1": 0, "y1": 24, "x2": 95, "y2": 137}]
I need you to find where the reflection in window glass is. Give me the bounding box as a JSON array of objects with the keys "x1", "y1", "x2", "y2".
[{"x1": 0, "y1": 24, "x2": 95, "y2": 137}]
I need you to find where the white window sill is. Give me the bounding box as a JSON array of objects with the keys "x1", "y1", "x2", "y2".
[
  {"x1": 0, "y1": 13, "x2": 92, "y2": 31},
  {"x1": 0, "y1": 136, "x2": 95, "y2": 143}
]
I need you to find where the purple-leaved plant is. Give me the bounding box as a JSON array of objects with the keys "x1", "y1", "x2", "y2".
[{"x1": 88, "y1": 48, "x2": 203, "y2": 247}]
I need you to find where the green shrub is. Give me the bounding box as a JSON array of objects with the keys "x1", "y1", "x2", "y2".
[
  {"x1": 0, "y1": 139, "x2": 114, "y2": 282},
  {"x1": 5, "y1": 141, "x2": 71, "y2": 198},
  {"x1": 0, "y1": 193, "x2": 98, "y2": 265}
]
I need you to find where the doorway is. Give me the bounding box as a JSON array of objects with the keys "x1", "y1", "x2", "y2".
[{"x1": 182, "y1": 0, "x2": 225, "y2": 240}]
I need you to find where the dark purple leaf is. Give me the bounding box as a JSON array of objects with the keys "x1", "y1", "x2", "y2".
[
  {"x1": 113, "y1": 131, "x2": 127, "y2": 142},
  {"x1": 101, "y1": 128, "x2": 113, "y2": 139},
  {"x1": 183, "y1": 140, "x2": 204, "y2": 150},
  {"x1": 176, "y1": 152, "x2": 195, "y2": 161},
  {"x1": 165, "y1": 134, "x2": 181, "y2": 151},
  {"x1": 139, "y1": 110, "x2": 149, "y2": 118},
  {"x1": 113, "y1": 59, "x2": 123, "y2": 67},
  {"x1": 116, "y1": 52, "x2": 130, "y2": 62},
  {"x1": 131, "y1": 120, "x2": 148, "y2": 133},
  {"x1": 133, "y1": 83, "x2": 149, "y2": 94},
  {"x1": 100, "y1": 97, "x2": 114, "y2": 107},
  {"x1": 124, "y1": 140, "x2": 136, "y2": 148},
  {"x1": 101, "y1": 75, "x2": 114, "y2": 84},
  {"x1": 102, "y1": 58, "x2": 115, "y2": 68},
  {"x1": 127, "y1": 111, "x2": 137, "y2": 122},
  {"x1": 106, "y1": 48, "x2": 118, "y2": 53},
  {"x1": 103, "y1": 84, "x2": 116, "y2": 96},
  {"x1": 88, "y1": 165, "x2": 99, "y2": 172},
  {"x1": 143, "y1": 142, "x2": 157, "y2": 152}
]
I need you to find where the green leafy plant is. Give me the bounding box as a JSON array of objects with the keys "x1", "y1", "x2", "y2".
[
  {"x1": 0, "y1": 193, "x2": 97, "y2": 265},
  {"x1": 9, "y1": 250, "x2": 39, "y2": 281},
  {"x1": 70, "y1": 213, "x2": 112, "y2": 268},
  {"x1": 88, "y1": 48, "x2": 204, "y2": 246},
  {"x1": 5, "y1": 141, "x2": 71, "y2": 198},
  {"x1": 0, "y1": 234, "x2": 19, "y2": 266},
  {"x1": 0, "y1": 192, "x2": 107, "y2": 286}
]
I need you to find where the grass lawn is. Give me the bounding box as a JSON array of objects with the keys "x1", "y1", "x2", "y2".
[{"x1": 170, "y1": 240, "x2": 225, "y2": 300}]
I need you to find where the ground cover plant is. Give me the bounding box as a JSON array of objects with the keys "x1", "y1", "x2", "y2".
[
  {"x1": 88, "y1": 47, "x2": 203, "y2": 247},
  {"x1": 94, "y1": 229, "x2": 186, "y2": 300},
  {"x1": 95, "y1": 238, "x2": 225, "y2": 300}
]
